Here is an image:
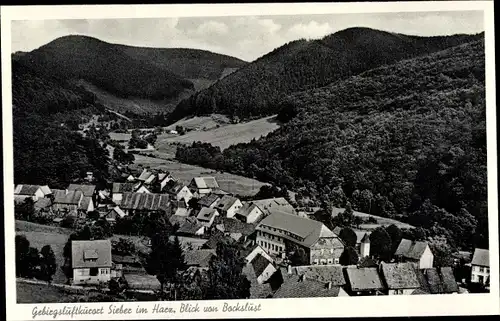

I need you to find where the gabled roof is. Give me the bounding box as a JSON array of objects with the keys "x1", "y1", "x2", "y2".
[
  {"x1": 192, "y1": 177, "x2": 219, "y2": 189},
  {"x1": 184, "y1": 249, "x2": 216, "y2": 267},
  {"x1": 14, "y1": 184, "x2": 41, "y2": 196},
  {"x1": 108, "y1": 206, "x2": 126, "y2": 218},
  {"x1": 346, "y1": 267, "x2": 385, "y2": 291},
  {"x1": 198, "y1": 194, "x2": 220, "y2": 207},
  {"x1": 67, "y1": 184, "x2": 96, "y2": 197},
  {"x1": 53, "y1": 190, "x2": 83, "y2": 205},
  {"x1": 71, "y1": 240, "x2": 112, "y2": 268},
  {"x1": 197, "y1": 207, "x2": 219, "y2": 222},
  {"x1": 395, "y1": 239, "x2": 429, "y2": 260},
  {"x1": 202, "y1": 230, "x2": 234, "y2": 250},
  {"x1": 273, "y1": 274, "x2": 342, "y2": 298},
  {"x1": 119, "y1": 192, "x2": 170, "y2": 211},
  {"x1": 34, "y1": 198, "x2": 52, "y2": 209},
  {"x1": 236, "y1": 202, "x2": 262, "y2": 217},
  {"x1": 138, "y1": 169, "x2": 153, "y2": 181},
  {"x1": 178, "y1": 219, "x2": 205, "y2": 235},
  {"x1": 79, "y1": 196, "x2": 93, "y2": 210},
  {"x1": 290, "y1": 265, "x2": 346, "y2": 286},
  {"x1": 333, "y1": 227, "x2": 342, "y2": 235},
  {"x1": 216, "y1": 217, "x2": 256, "y2": 236},
  {"x1": 257, "y1": 211, "x2": 335, "y2": 247},
  {"x1": 168, "y1": 182, "x2": 186, "y2": 194},
  {"x1": 380, "y1": 262, "x2": 420, "y2": 290},
  {"x1": 253, "y1": 197, "x2": 295, "y2": 216},
  {"x1": 216, "y1": 195, "x2": 241, "y2": 212},
  {"x1": 251, "y1": 254, "x2": 273, "y2": 277},
  {"x1": 40, "y1": 185, "x2": 52, "y2": 195},
  {"x1": 416, "y1": 267, "x2": 459, "y2": 294},
  {"x1": 112, "y1": 182, "x2": 142, "y2": 194},
  {"x1": 471, "y1": 248, "x2": 489, "y2": 267},
  {"x1": 440, "y1": 267, "x2": 459, "y2": 293},
  {"x1": 360, "y1": 233, "x2": 370, "y2": 243}
]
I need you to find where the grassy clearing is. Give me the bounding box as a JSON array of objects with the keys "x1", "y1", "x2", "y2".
[
  {"x1": 132, "y1": 157, "x2": 268, "y2": 196},
  {"x1": 156, "y1": 115, "x2": 280, "y2": 151},
  {"x1": 17, "y1": 281, "x2": 70, "y2": 303}
]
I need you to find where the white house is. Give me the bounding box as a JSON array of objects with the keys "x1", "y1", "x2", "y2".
[
  {"x1": 235, "y1": 202, "x2": 265, "y2": 224},
  {"x1": 215, "y1": 195, "x2": 243, "y2": 218},
  {"x1": 14, "y1": 184, "x2": 47, "y2": 203},
  {"x1": 242, "y1": 244, "x2": 274, "y2": 264},
  {"x1": 112, "y1": 182, "x2": 150, "y2": 204},
  {"x1": 395, "y1": 239, "x2": 434, "y2": 269},
  {"x1": 196, "y1": 208, "x2": 220, "y2": 228},
  {"x1": 189, "y1": 177, "x2": 220, "y2": 196},
  {"x1": 471, "y1": 248, "x2": 489, "y2": 285},
  {"x1": 359, "y1": 233, "x2": 370, "y2": 258},
  {"x1": 250, "y1": 254, "x2": 277, "y2": 284},
  {"x1": 168, "y1": 182, "x2": 193, "y2": 205},
  {"x1": 71, "y1": 240, "x2": 113, "y2": 285}
]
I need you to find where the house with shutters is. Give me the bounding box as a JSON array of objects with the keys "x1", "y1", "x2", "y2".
[
  {"x1": 215, "y1": 195, "x2": 243, "y2": 218},
  {"x1": 394, "y1": 239, "x2": 434, "y2": 269},
  {"x1": 256, "y1": 212, "x2": 344, "y2": 264},
  {"x1": 470, "y1": 248, "x2": 489, "y2": 285},
  {"x1": 71, "y1": 240, "x2": 113, "y2": 285}
]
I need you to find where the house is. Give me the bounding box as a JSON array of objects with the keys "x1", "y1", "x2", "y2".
[
  {"x1": 253, "y1": 197, "x2": 296, "y2": 216},
  {"x1": 167, "y1": 182, "x2": 193, "y2": 205},
  {"x1": 215, "y1": 217, "x2": 256, "y2": 243},
  {"x1": 273, "y1": 274, "x2": 349, "y2": 298},
  {"x1": 215, "y1": 195, "x2": 243, "y2": 218},
  {"x1": 172, "y1": 200, "x2": 191, "y2": 217},
  {"x1": 345, "y1": 267, "x2": 385, "y2": 296},
  {"x1": 52, "y1": 189, "x2": 84, "y2": 215},
  {"x1": 71, "y1": 240, "x2": 113, "y2": 285},
  {"x1": 14, "y1": 184, "x2": 48, "y2": 203},
  {"x1": 359, "y1": 233, "x2": 371, "y2": 258},
  {"x1": 202, "y1": 230, "x2": 234, "y2": 250},
  {"x1": 184, "y1": 249, "x2": 216, "y2": 269},
  {"x1": 112, "y1": 182, "x2": 150, "y2": 204},
  {"x1": 196, "y1": 208, "x2": 220, "y2": 228},
  {"x1": 470, "y1": 248, "x2": 489, "y2": 285},
  {"x1": 177, "y1": 218, "x2": 206, "y2": 237},
  {"x1": 415, "y1": 267, "x2": 459, "y2": 294},
  {"x1": 380, "y1": 262, "x2": 421, "y2": 295},
  {"x1": 119, "y1": 192, "x2": 170, "y2": 215},
  {"x1": 235, "y1": 202, "x2": 265, "y2": 224},
  {"x1": 34, "y1": 198, "x2": 53, "y2": 213},
  {"x1": 242, "y1": 262, "x2": 274, "y2": 299},
  {"x1": 156, "y1": 172, "x2": 175, "y2": 192},
  {"x1": 198, "y1": 194, "x2": 221, "y2": 209},
  {"x1": 103, "y1": 206, "x2": 126, "y2": 223},
  {"x1": 250, "y1": 254, "x2": 277, "y2": 284},
  {"x1": 394, "y1": 239, "x2": 434, "y2": 269},
  {"x1": 256, "y1": 212, "x2": 344, "y2": 264},
  {"x1": 67, "y1": 184, "x2": 96, "y2": 199},
  {"x1": 287, "y1": 264, "x2": 346, "y2": 289},
  {"x1": 240, "y1": 244, "x2": 274, "y2": 264},
  {"x1": 189, "y1": 177, "x2": 220, "y2": 196}
]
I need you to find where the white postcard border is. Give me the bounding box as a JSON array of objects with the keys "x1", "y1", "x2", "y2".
[{"x1": 2, "y1": 1, "x2": 498, "y2": 320}]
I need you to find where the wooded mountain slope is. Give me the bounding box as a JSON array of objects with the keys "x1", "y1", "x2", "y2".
[
  {"x1": 176, "y1": 39, "x2": 487, "y2": 250},
  {"x1": 169, "y1": 27, "x2": 483, "y2": 121},
  {"x1": 15, "y1": 35, "x2": 246, "y2": 103}
]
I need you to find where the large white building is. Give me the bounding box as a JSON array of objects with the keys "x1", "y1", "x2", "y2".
[
  {"x1": 471, "y1": 248, "x2": 489, "y2": 285},
  {"x1": 71, "y1": 240, "x2": 113, "y2": 285}
]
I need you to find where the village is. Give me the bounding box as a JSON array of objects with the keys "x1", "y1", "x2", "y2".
[{"x1": 14, "y1": 166, "x2": 490, "y2": 301}]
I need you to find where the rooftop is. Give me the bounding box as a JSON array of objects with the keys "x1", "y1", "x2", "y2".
[
  {"x1": 471, "y1": 248, "x2": 489, "y2": 267},
  {"x1": 346, "y1": 267, "x2": 385, "y2": 291},
  {"x1": 53, "y1": 189, "x2": 83, "y2": 205},
  {"x1": 236, "y1": 202, "x2": 262, "y2": 218},
  {"x1": 112, "y1": 182, "x2": 142, "y2": 194},
  {"x1": 71, "y1": 240, "x2": 112, "y2": 269},
  {"x1": 184, "y1": 249, "x2": 216, "y2": 267},
  {"x1": 251, "y1": 254, "x2": 273, "y2": 277},
  {"x1": 197, "y1": 207, "x2": 219, "y2": 222},
  {"x1": 216, "y1": 217, "x2": 256, "y2": 236},
  {"x1": 14, "y1": 184, "x2": 41, "y2": 196},
  {"x1": 67, "y1": 184, "x2": 96, "y2": 197},
  {"x1": 119, "y1": 192, "x2": 170, "y2": 212},
  {"x1": 192, "y1": 177, "x2": 219, "y2": 189},
  {"x1": 216, "y1": 195, "x2": 241, "y2": 212},
  {"x1": 394, "y1": 239, "x2": 429, "y2": 260},
  {"x1": 380, "y1": 262, "x2": 420, "y2": 290},
  {"x1": 290, "y1": 265, "x2": 346, "y2": 286},
  {"x1": 198, "y1": 194, "x2": 220, "y2": 207},
  {"x1": 273, "y1": 274, "x2": 343, "y2": 298}
]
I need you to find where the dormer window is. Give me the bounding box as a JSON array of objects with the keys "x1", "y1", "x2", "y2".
[{"x1": 83, "y1": 249, "x2": 98, "y2": 262}]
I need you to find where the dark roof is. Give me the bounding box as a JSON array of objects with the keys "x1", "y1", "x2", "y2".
[
  {"x1": 415, "y1": 269, "x2": 431, "y2": 294},
  {"x1": 216, "y1": 195, "x2": 241, "y2": 212},
  {"x1": 177, "y1": 219, "x2": 204, "y2": 235},
  {"x1": 168, "y1": 182, "x2": 186, "y2": 194},
  {"x1": 71, "y1": 240, "x2": 112, "y2": 268},
  {"x1": 416, "y1": 267, "x2": 459, "y2": 294},
  {"x1": 198, "y1": 194, "x2": 220, "y2": 207},
  {"x1": 112, "y1": 182, "x2": 141, "y2": 194},
  {"x1": 112, "y1": 254, "x2": 139, "y2": 265},
  {"x1": 34, "y1": 198, "x2": 52, "y2": 209},
  {"x1": 471, "y1": 248, "x2": 489, "y2": 267},
  {"x1": 236, "y1": 202, "x2": 262, "y2": 217},
  {"x1": 425, "y1": 268, "x2": 444, "y2": 294},
  {"x1": 184, "y1": 249, "x2": 216, "y2": 267},
  {"x1": 346, "y1": 267, "x2": 385, "y2": 291},
  {"x1": 273, "y1": 275, "x2": 342, "y2": 298},
  {"x1": 67, "y1": 184, "x2": 96, "y2": 197},
  {"x1": 440, "y1": 267, "x2": 459, "y2": 293},
  {"x1": 394, "y1": 239, "x2": 429, "y2": 260},
  {"x1": 257, "y1": 212, "x2": 336, "y2": 247},
  {"x1": 358, "y1": 257, "x2": 378, "y2": 268},
  {"x1": 53, "y1": 190, "x2": 83, "y2": 205},
  {"x1": 14, "y1": 184, "x2": 41, "y2": 195},
  {"x1": 360, "y1": 233, "x2": 370, "y2": 243},
  {"x1": 217, "y1": 217, "x2": 256, "y2": 236},
  {"x1": 119, "y1": 192, "x2": 170, "y2": 211},
  {"x1": 250, "y1": 254, "x2": 272, "y2": 277},
  {"x1": 380, "y1": 262, "x2": 420, "y2": 290},
  {"x1": 290, "y1": 265, "x2": 346, "y2": 286},
  {"x1": 79, "y1": 196, "x2": 93, "y2": 211},
  {"x1": 202, "y1": 230, "x2": 234, "y2": 250}
]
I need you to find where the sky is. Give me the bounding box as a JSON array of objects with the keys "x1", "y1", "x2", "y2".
[{"x1": 11, "y1": 11, "x2": 484, "y2": 62}]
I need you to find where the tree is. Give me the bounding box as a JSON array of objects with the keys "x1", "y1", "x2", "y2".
[
  {"x1": 113, "y1": 238, "x2": 135, "y2": 256},
  {"x1": 15, "y1": 235, "x2": 31, "y2": 277},
  {"x1": 15, "y1": 198, "x2": 35, "y2": 221},
  {"x1": 109, "y1": 276, "x2": 129, "y2": 295},
  {"x1": 60, "y1": 215, "x2": 76, "y2": 229},
  {"x1": 339, "y1": 246, "x2": 359, "y2": 266},
  {"x1": 339, "y1": 227, "x2": 357, "y2": 248},
  {"x1": 369, "y1": 227, "x2": 392, "y2": 261},
  {"x1": 386, "y1": 224, "x2": 403, "y2": 254},
  {"x1": 203, "y1": 242, "x2": 251, "y2": 300},
  {"x1": 428, "y1": 236, "x2": 454, "y2": 267},
  {"x1": 39, "y1": 245, "x2": 57, "y2": 283}
]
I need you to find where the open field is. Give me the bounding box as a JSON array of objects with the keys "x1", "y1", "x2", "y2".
[
  {"x1": 156, "y1": 115, "x2": 280, "y2": 151},
  {"x1": 331, "y1": 208, "x2": 414, "y2": 230},
  {"x1": 17, "y1": 281, "x2": 69, "y2": 303},
  {"x1": 132, "y1": 156, "x2": 269, "y2": 196}
]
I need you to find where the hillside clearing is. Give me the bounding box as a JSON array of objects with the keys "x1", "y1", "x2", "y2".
[
  {"x1": 131, "y1": 156, "x2": 269, "y2": 196},
  {"x1": 17, "y1": 281, "x2": 70, "y2": 303},
  {"x1": 156, "y1": 115, "x2": 280, "y2": 151}
]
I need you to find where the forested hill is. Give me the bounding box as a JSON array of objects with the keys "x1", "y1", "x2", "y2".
[
  {"x1": 169, "y1": 27, "x2": 484, "y2": 121},
  {"x1": 176, "y1": 39, "x2": 487, "y2": 250},
  {"x1": 12, "y1": 59, "x2": 111, "y2": 189},
  {"x1": 15, "y1": 35, "x2": 247, "y2": 102}
]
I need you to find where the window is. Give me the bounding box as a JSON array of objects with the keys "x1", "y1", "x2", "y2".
[
  {"x1": 328, "y1": 258, "x2": 333, "y2": 264},
  {"x1": 486, "y1": 268, "x2": 490, "y2": 273},
  {"x1": 334, "y1": 258, "x2": 339, "y2": 264},
  {"x1": 89, "y1": 268, "x2": 98, "y2": 276},
  {"x1": 480, "y1": 267, "x2": 484, "y2": 273},
  {"x1": 78, "y1": 269, "x2": 89, "y2": 276},
  {"x1": 100, "y1": 268, "x2": 108, "y2": 274},
  {"x1": 313, "y1": 259, "x2": 319, "y2": 265}
]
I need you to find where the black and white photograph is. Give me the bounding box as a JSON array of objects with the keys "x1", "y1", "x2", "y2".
[{"x1": 2, "y1": 2, "x2": 498, "y2": 320}]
